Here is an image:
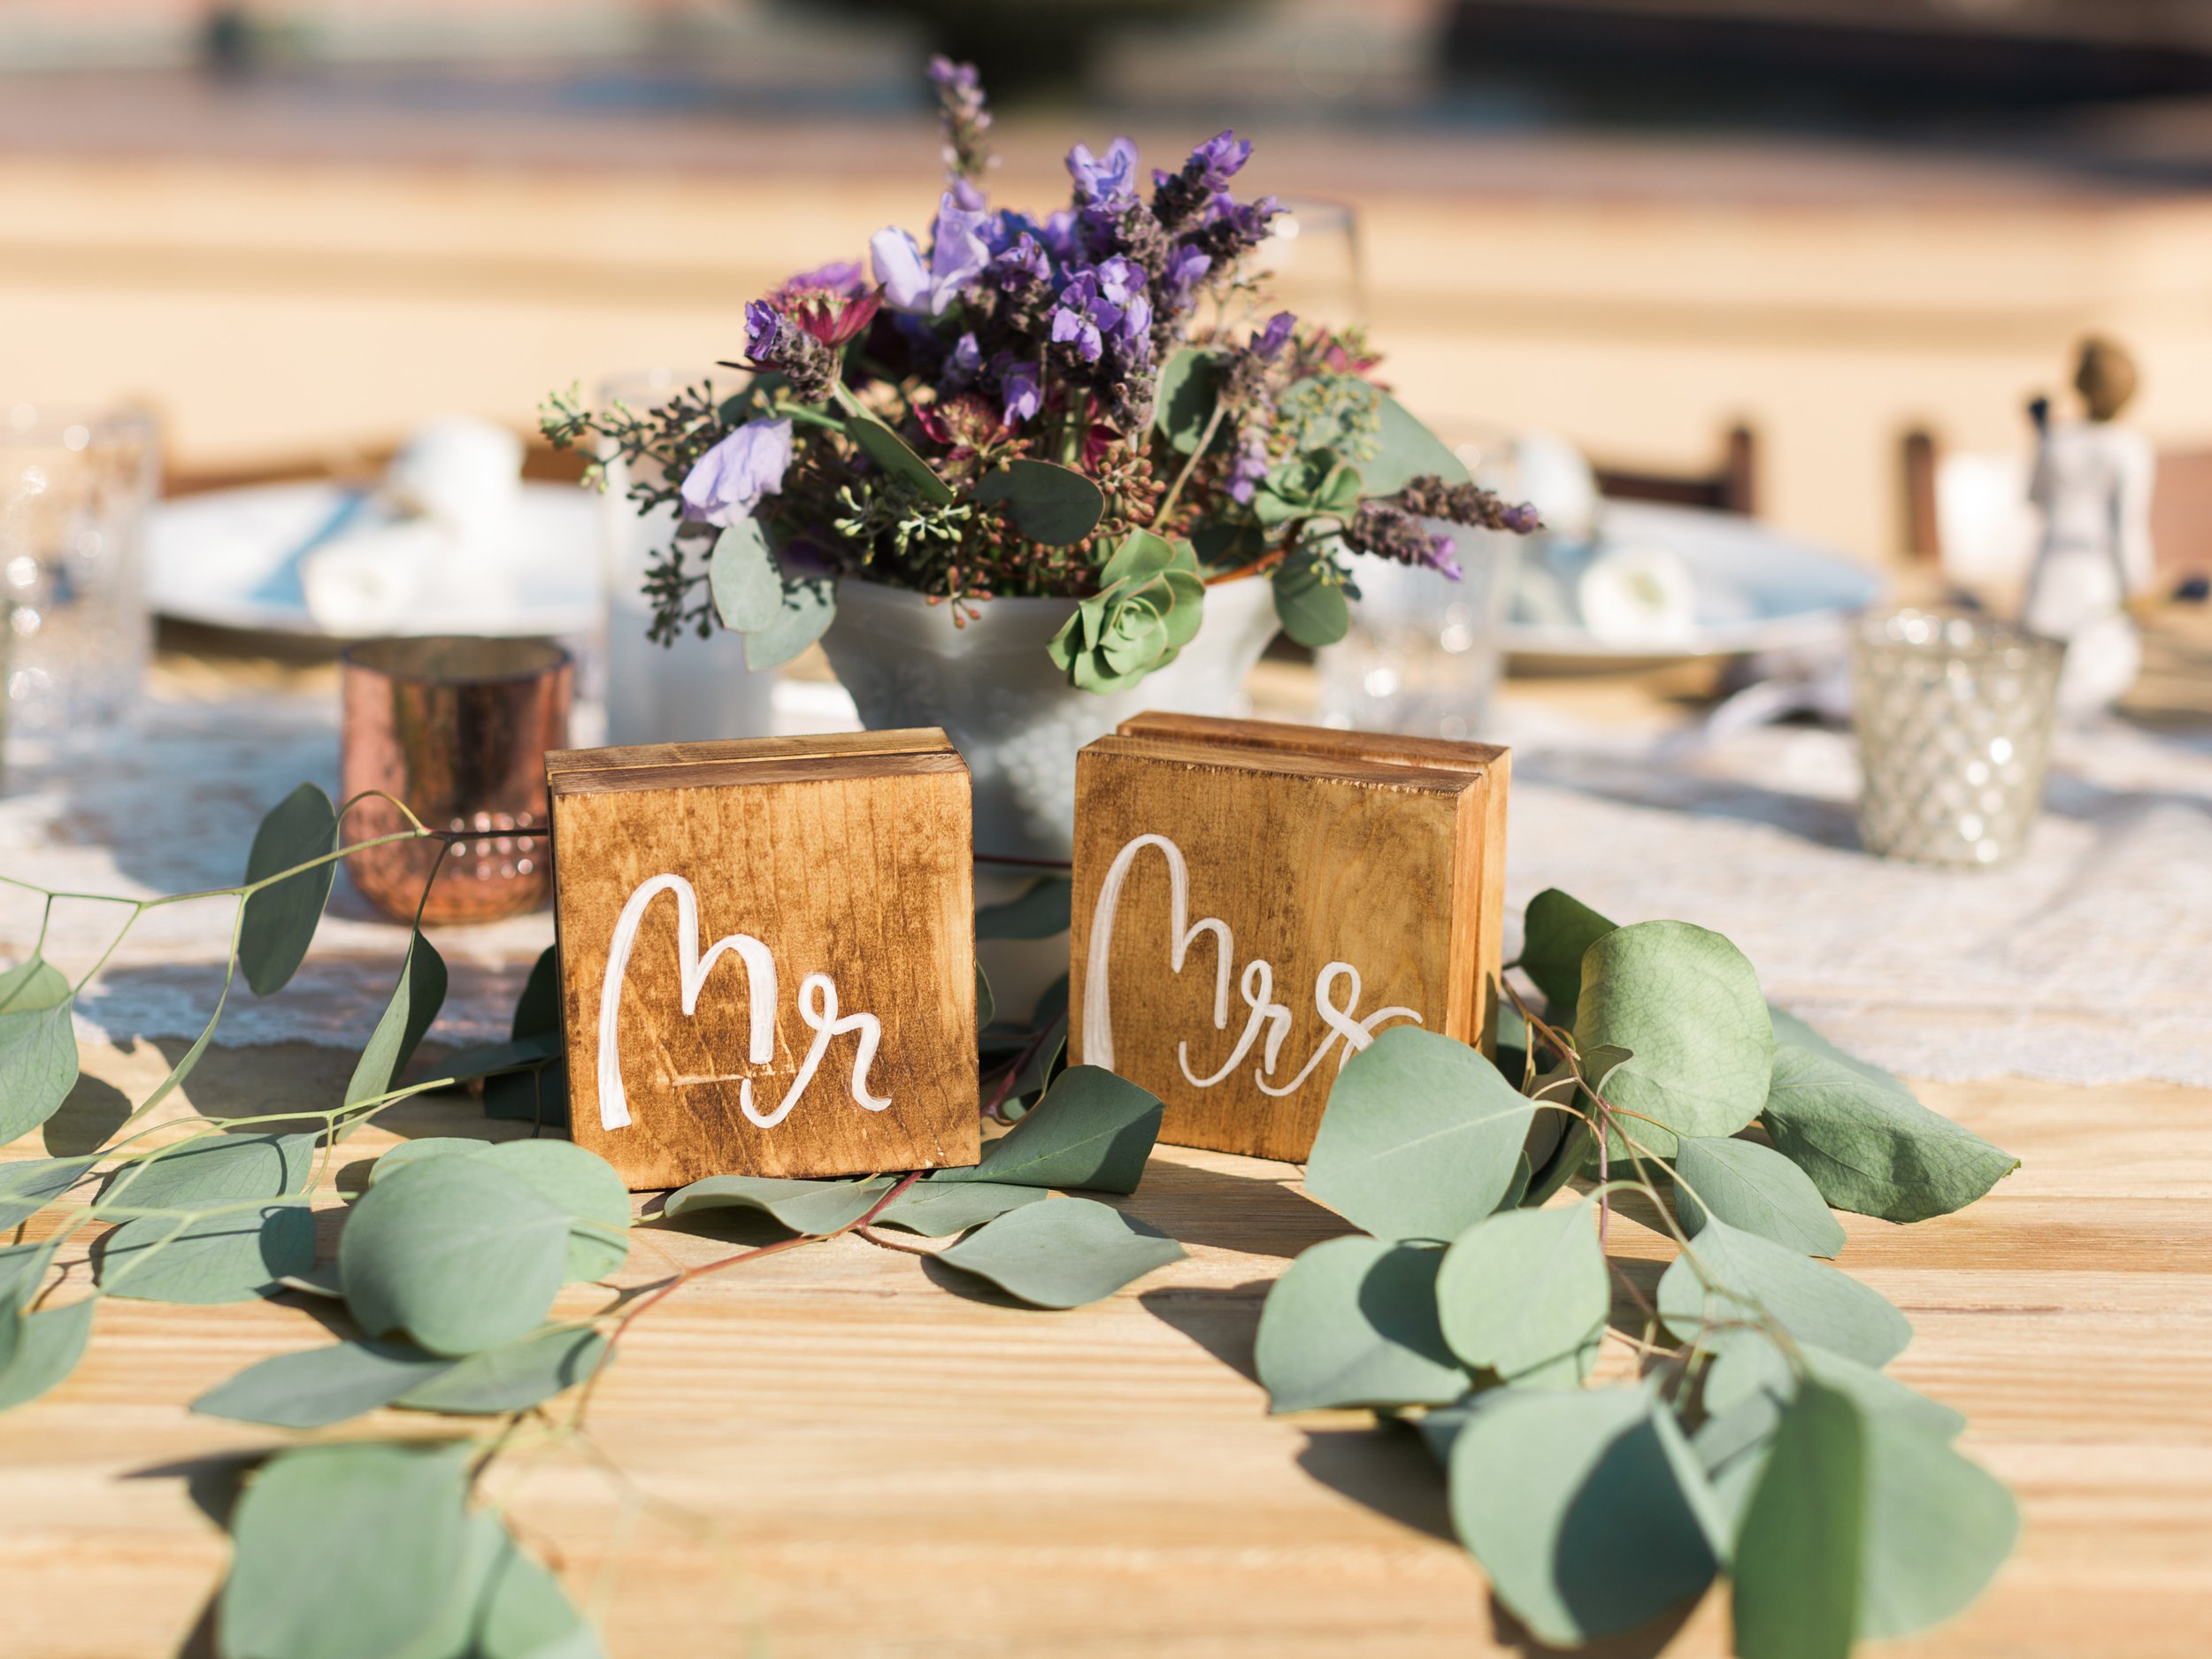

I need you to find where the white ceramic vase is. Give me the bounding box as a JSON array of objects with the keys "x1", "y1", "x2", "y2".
[{"x1": 818, "y1": 574, "x2": 1281, "y2": 861}]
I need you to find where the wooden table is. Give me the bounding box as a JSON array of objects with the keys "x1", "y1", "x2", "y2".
[{"x1": 8, "y1": 1031, "x2": 2210, "y2": 1659}]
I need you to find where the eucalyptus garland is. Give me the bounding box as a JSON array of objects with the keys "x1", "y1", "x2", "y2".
[
  {"x1": 1256, "y1": 888, "x2": 2022, "y2": 1655},
  {"x1": 0, "y1": 786, "x2": 2020, "y2": 1659}
]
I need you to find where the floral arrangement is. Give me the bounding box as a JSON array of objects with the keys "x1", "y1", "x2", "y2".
[{"x1": 543, "y1": 58, "x2": 1536, "y2": 693}]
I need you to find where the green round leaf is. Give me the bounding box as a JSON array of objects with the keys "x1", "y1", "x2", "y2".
[
  {"x1": 1763, "y1": 1010, "x2": 2017, "y2": 1223},
  {"x1": 238, "y1": 782, "x2": 340, "y2": 997},
  {"x1": 975, "y1": 877, "x2": 1072, "y2": 941},
  {"x1": 1656, "y1": 1217, "x2": 1910, "y2": 1368},
  {"x1": 972, "y1": 459, "x2": 1105, "y2": 547},
  {"x1": 1255, "y1": 1236, "x2": 1466, "y2": 1414},
  {"x1": 345, "y1": 928, "x2": 448, "y2": 1107},
  {"x1": 934, "y1": 1197, "x2": 1184, "y2": 1309},
  {"x1": 1732, "y1": 1379, "x2": 1865, "y2": 1659},
  {"x1": 1271, "y1": 559, "x2": 1350, "y2": 649},
  {"x1": 1435, "y1": 1200, "x2": 1608, "y2": 1387},
  {"x1": 219, "y1": 1440, "x2": 474, "y2": 1659},
  {"x1": 1517, "y1": 888, "x2": 1617, "y2": 1018},
  {"x1": 1856, "y1": 1413, "x2": 2018, "y2": 1640},
  {"x1": 1305, "y1": 1028, "x2": 1535, "y2": 1242},
  {"x1": 708, "y1": 517, "x2": 784, "y2": 633},
  {"x1": 468, "y1": 1513, "x2": 607, "y2": 1659},
  {"x1": 933, "y1": 1065, "x2": 1164, "y2": 1194},
  {"x1": 99, "y1": 1132, "x2": 318, "y2": 1217},
  {"x1": 1703, "y1": 1338, "x2": 1965, "y2": 1442},
  {"x1": 477, "y1": 1141, "x2": 631, "y2": 1282},
  {"x1": 368, "y1": 1138, "x2": 493, "y2": 1185},
  {"x1": 0, "y1": 1156, "x2": 93, "y2": 1231},
  {"x1": 1573, "y1": 921, "x2": 1773, "y2": 1157},
  {"x1": 1361, "y1": 391, "x2": 1471, "y2": 495},
  {"x1": 1154, "y1": 347, "x2": 1222, "y2": 455},
  {"x1": 98, "y1": 1204, "x2": 316, "y2": 1304},
  {"x1": 191, "y1": 1339, "x2": 457, "y2": 1429},
  {"x1": 395, "y1": 1325, "x2": 608, "y2": 1416},
  {"x1": 1448, "y1": 1386, "x2": 1720, "y2": 1647},
  {"x1": 844, "y1": 410, "x2": 955, "y2": 504},
  {"x1": 740, "y1": 557, "x2": 839, "y2": 672},
  {"x1": 0, "y1": 959, "x2": 79, "y2": 1147},
  {"x1": 663, "y1": 1173, "x2": 892, "y2": 1235},
  {"x1": 1673, "y1": 1134, "x2": 1847, "y2": 1258},
  {"x1": 339, "y1": 1156, "x2": 569, "y2": 1357},
  {"x1": 0, "y1": 1295, "x2": 95, "y2": 1413},
  {"x1": 872, "y1": 1180, "x2": 1045, "y2": 1238}
]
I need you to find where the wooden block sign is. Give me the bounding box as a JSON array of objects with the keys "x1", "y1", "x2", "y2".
[
  {"x1": 547, "y1": 730, "x2": 979, "y2": 1190},
  {"x1": 1070, "y1": 713, "x2": 1509, "y2": 1164}
]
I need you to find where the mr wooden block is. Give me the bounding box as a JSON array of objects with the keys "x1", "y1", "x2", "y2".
[
  {"x1": 548, "y1": 730, "x2": 979, "y2": 1189},
  {"x1": 1071, "y1": 713, "x2": 1509, "y2": 1163}
]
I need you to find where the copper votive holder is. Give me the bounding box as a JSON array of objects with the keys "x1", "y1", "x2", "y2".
[{"x1": 339, "y1": 636, "x2": 572, "y2": 925}]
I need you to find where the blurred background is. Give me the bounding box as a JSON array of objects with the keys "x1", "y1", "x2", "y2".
[{"x1": 12, "y1": 0, "x2": 2212, "y2": 581}]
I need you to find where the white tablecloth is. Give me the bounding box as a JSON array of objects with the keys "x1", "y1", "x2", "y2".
[{"x1": 7, "y1": 680, "x2": 2209, "y2": 1087}]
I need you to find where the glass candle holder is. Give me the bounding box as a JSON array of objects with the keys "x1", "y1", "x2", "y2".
[
  {"x1": 340, "y1": 636, "x2": 572, "y2": 924},
  {"x1": 1850, "y1": 609, "x2": 2062, "y2": 868},
  {"x1": 2, "y1": 403, "x2": 160, "y2": 736},
  {"x1": 1316, "y1": 523, "x2": 1521, "y2": 741}
]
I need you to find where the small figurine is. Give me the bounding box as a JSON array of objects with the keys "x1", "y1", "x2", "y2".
[{"x1": 2023, "y1": 336, "x2": 2156, "y2": 716}]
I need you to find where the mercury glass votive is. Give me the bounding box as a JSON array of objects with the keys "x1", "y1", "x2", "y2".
[
  {"x1": 1850, "y1": 609, "x2": 2062, "y2": 868},
  {"x1": 340, "y1": 636, "x2": 572, "y2": 924}
]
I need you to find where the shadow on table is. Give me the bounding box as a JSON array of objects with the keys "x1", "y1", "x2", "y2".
[
  {"x1": 1294, "y1": 1420, "x2": 1456, "y2": 1542},
  {"x1": 1517, "y1": 750, "x2": 1862, "y2": 851},
  {"x1": 1138, "y1": 1279, "x2": 1268, "y2": 1382},
  {"x1": 1123, "y1": 1153, "x2": 1351, "y2": 1259}
]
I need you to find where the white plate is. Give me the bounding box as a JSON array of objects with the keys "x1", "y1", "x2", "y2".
[
  {"x1": 1504, "y1": 501, "x2": 1882, "y2": 671},
  {"x1": 147, "y1": 481, "x2": 603, "y2": 638}
]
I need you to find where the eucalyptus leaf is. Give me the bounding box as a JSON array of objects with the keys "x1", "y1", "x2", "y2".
[
  {"x1": 1360, "y1": 391, "x2": 1472, "y2": 495},
  {"x1": 438, "y1": 1033, "x2": 561, "y2": 1082},
  {"x1": 396, "y1": 1325, "x2": 608, "y2": 1416},
  {"x1": 1517, "y1": 887, "x2": 1617, "y2": 1019},
  {"x1": 872, "y1": 1180, "x2": 1044, "y2": 1238},
  {"x1": 708, "y1": 517, "x2": 784, "y2": 633},
  {"x1": 1271, "y1": 557, "x2": 1350, "y2": 648},
  {"x1": 934, "y1": 1197, "x2": 1184, "y2": 1309},
  {"x1": 1522, "y1": 1116, "x2": 1593, "y2": 1210},
  {"x1": 1673, "y1": 1134, "x2": 1847, "y2": 1258},
  {"x1": 987, "y1": 1025, "x2": 1064, "y2": 1114},
  {"x1": 469, "y1": 1513, "x2": 608, "y2": 1659},
  {"x1": 345, "y1": 928, "x2": 449, "y2": 1108},
  {"x1": 369, "y1": 1138, "x2": 496, "y2": 1184},
  {"x1": 933, "y1": 1065, "x2": 1162, "y2": 1194},
  {"x1": 844, "y1": 410, "x2": 956, "y2": 504},
  {"x1": 1448, "y1": 1386, "x2": 1720, "y2": 1647},
  {"x1": 0, "y1": 1294, "x2": 94, "y2": 1412},
  {"x1": 1154, "y1": 347, "x2": 1222, "y2": 455},
  {"x1": 1764, "y1": 1010, "x2": 2017, "y2": 1223},
  {"x1": 1435, "y1": 1200, "x2": 1607, "y2": 1388},
  {"x1": 1703, "y1": 1337, "x2": 1965, "y2": 1441},
  {"x1": 1732, "y1": 1379, "x2": 1864, "y2": 1659},
  {"x1": 975, "y1": 877, "x2": 1072, "y2": 940},
  {"x1": 219, "y1": 1440, "x2": 474, "y2": 1659},
  {"x1": 972, "y1": 459, "x2": 1105, "y2": 547},
  {"x1": 1305, "y1": 1028, "x2": 1534, "y2": 1242},
  {"x1": 1574, "y1": 921, "x2": 1772, "y2": 1158},
  {"x1": 0, "y1": 959, "x2": 79, "y2": 1147},
  {"x1": 0, "y1": 1156, "x2": 92, "y2": 1230},
  {"x1": 483, "y1": 1056, "x2": 568, "y2": 1128},
  {"x1": 1656, "y1": 1217, "x2": 1910, "y2": 1368},
  {"x1": 663, "y1": 1173, "x2": 892, "y2": 1235},
  {"x1": 340, "y1": 1156, "x2": 570, "y2": 1356},
  {"x1": 511, "y1": 945, "x2": 561, "y2": 1040},
  {"x1": 974, "y1": 962, "x2": 995, "y2": 1033},
  {"x1": 475, "y1": 1140, "x2": 631, "y2": 1282},
  {"x1": 97, "y1": 1203, "x2": 316, "y2": 1304},
  {"x1": 191, "y1": 1338, "x2": 458, "y2": 1429},
  {"x1": 237, "y1": 782, "x2": 340, "y2": 997},
  {"x1": 1855, "y1": 1411, "x2": 2018, "y2": 1640},
  {"x1": 98, "y1": 1132, "x2": 317, "y2": 1217},
  {"x1": 741, "y1": 553, "x2": 839, "y2": 672},
  {"x1": 1254, "y1": 1236, "x2": 1466, "y2": 1414}
]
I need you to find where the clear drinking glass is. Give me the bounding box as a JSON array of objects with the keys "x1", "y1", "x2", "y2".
[
  {"x1": 1851, "y1": 609, "x2": 2062, "y2": 867},
  {"x1": 1249, "y1": 198, "x2": 1364, "y2": 328},
  {"x1": 1316, "y1": 524, "x2": 1521, "y2": 741},
  {"x1": 1, "y1": 404, "x2": 160, "y2": 736}
]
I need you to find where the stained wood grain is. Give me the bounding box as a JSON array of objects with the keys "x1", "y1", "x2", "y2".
[
  {"x1": 1069, "y1": 716, "x2": 1509, "y2": 1162},
  {"x1": 4, "y1": 1046, "x2": 2209, "y2": 1659},
  {"x1": 548, "y1": 729, "x2": 979, "y2": 1188}
]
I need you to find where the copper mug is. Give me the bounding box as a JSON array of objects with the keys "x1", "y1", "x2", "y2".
[{"x1": 339, "y1": 636, "x2": 572, "y2": 924}]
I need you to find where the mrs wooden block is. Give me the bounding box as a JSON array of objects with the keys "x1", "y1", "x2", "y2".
[
  {"x1": 1071, "y1": 713, "x2": 1509, "y2": 1164},
  {"x1": 547, "y1": 730, "x2": 979, "y2": 1189}
]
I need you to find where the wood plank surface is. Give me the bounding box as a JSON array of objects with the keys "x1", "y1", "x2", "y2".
[{"x1": 5, "y1": 1038, "x2": 2208, "y2": 1659}]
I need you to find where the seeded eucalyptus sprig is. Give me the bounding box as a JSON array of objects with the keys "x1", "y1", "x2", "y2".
[{"x1": 1256, "y1": 889, "x2": 2021, "y2": 1656}]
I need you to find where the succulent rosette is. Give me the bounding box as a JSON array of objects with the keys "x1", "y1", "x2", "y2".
[{"x1": 543, "y1": 58, "x2": 1537, "y2": 689}]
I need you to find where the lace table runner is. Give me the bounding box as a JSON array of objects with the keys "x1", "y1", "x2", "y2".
[{"x1": 7, "y1": 682, "x2": 2208, "y2": 1087}]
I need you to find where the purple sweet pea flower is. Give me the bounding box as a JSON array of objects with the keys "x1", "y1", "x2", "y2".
[
  {"x1": 1227, "y1": 434, "x2": 1270, "y2": 504},
  {"x1": 950, "y1": 177, "x2": 987, "y2": 212},
  {"x1": 869, "y1": 192, "x2": 993, "y2": 316},
  {"x1": 990, "y1": 230, "x2": 1049, "y2": 288},
  {"x1": 946, "y1": 331, "x2": 982, "y2": 387},
  {"x1": 1050, "y1": 303, "x2": 1103, "y2": 364},
  {"x1": 999, "y1": 357, "x2": 1042, "y2": 424},
  {"x1": 784, "y1": 260, "x2": 864, "y2": 296},
  {"x1": 679, "y1": 419, "x2": 793, "y2": 528},
  {"x1": 1424, "y1": 534, "x2": 1464, "y2": 581},
  {"x1": 1067, "y1": 136, "x2": 1139, "y2": 205},
  {"x1": 1034, "y1": 208, "x2": 1081, "y2": 264},
  {"x1": 744, "y1": 299, "x2": 780, "y2": 363},
  {"x1": 1163, "y1": 243, "x2": 1212, "y2": 308},
  {"x1": 1188, "y1": 130, "x2": 1253, "y2": 191},
  {"x1": 1255, "y1": 311, "x2": 1295, "y2": 358}
]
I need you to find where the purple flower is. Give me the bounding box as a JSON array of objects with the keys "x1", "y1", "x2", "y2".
[
  {"x1": 1228, "y1": 434, "x2": 1270, "y2": 504},
  {"x1": 1000, "y1": 358, "x2": 1042, "y2": 424},
  {"x1": 1067, "y1": 136, "x2": 1139, "y2": 205},
  {"x1": 1424, "y1": 534, "x2": 1464, "y2": 581},
  {"x1": 927, "y1": 54, "x2": 979, "y2": 96},
  {"x1": 679, "y1": 419, "x2": 793, "y2": 528},
  {"x1": 1034, "y1": 208, "x2": 1082, "y2": 263},
  {"x1": 950, "y1": 177, "x2": 987, "y2": 212},
  {"x1": 1255, "y1": 311, "x2": 1295, "y2": 358},
  {"x1": 1050, "y1": 302, "x2": 1103, "y2": 364},
  {"x1": 782, "y1": 260, "x2": 864, "y2": 296},
  {"x1": 869, "y1": 192, "x2": 993, "y2": 316},
  {"x1": 990, "y1": 230, "x2": 1049, "y2": 288},
  {"x1": 1163, "y1": 244, "x2": 1212, "y2": 308},
  {"x1": 946, "y1": 331, "x2": 982, "y2": 387},
  {"x1": 744, "y1": 299, "x2": 780, "y2": 363},
  {"x1": 1187, "y1": 130, "x2": 1253, "y2": 191}
]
